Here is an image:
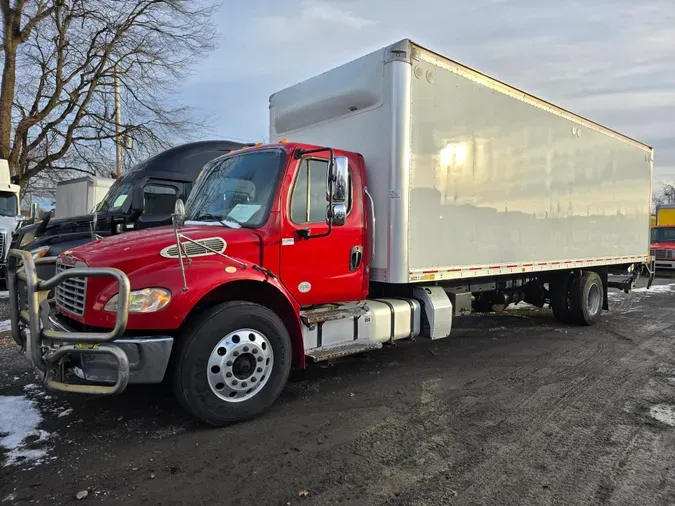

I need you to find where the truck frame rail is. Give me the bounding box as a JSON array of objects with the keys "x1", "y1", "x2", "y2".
[{"x1": 7, "y1": 249, "x2": 131, "y2": 394}]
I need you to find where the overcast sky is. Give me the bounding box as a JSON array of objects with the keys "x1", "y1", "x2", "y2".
[{"x1": 178, "y1": 0, "x2": 675, "y2": 184}]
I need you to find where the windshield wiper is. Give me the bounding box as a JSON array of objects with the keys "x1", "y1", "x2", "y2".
[
  {"x1": 193, "y1": 213, "x2": 241, "y2": 229},
  {"x1": 194, "y1": 213, "x2": 223, "y2": 221}
]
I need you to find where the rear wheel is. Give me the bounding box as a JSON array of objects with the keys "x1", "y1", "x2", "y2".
[
  {"x1": 569, "y1": 271, "x2": 603, "y2": 326},
  {"x1": 550, "y1": 272, "x2": 574, "y2": 324},
  {"x1": 173, "y1": 301, "x2": 292, "y2": 426}
]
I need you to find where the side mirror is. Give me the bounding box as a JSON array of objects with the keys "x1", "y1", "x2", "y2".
[
  {"x1": 331, "y1": 156, "x2": 348, "y2": 203},
  {"x1": 15, "y1": 215, "x2": 25, "y2": 222},
  {"x1": 332, "y1": 204, "x2": 346, "y2": 226},
  {"x1": 131, "y1": 186, "x2": 144, "y2": 213},
  {"x1": 173, "y1": 198, "x2": 186, "y2": 229}
]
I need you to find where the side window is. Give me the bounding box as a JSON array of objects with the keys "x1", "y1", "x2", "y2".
[
  {"x1": 184, "y1": 182, "x2": 194, "y2": 200},
  {"x1": 143, "y1": 184, "x2": 177, "y2": 215},
  {"x1": 290, "y1": 158, "x2": 352, "y2": 224}
]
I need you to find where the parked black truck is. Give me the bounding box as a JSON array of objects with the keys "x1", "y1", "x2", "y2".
[{"x1": 12, "y1": 140, "x2": 247, "y2": 280}]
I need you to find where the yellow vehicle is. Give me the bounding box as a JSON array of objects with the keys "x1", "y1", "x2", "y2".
[
  {"x1": 656, "y1": 205, "x2": 675, "y2": 226},
  {"x1": 651, "y1": 215, "x2": 657, "y2": 227}
]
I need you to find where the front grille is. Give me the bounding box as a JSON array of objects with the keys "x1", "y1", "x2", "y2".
[
  {"x1": 55, "y1": 262, "x2": 87, "y2": 316},
  {"x1": 0, "y1": 230, "x2": 6, "y2": 261},
  {"x1": 655, "y1": 250, "x2": 674, "y2": 259}
]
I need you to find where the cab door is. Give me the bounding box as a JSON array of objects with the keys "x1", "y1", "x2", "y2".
[{"x1": 279, "y1": 154, "x2": 366, "y2": 307}]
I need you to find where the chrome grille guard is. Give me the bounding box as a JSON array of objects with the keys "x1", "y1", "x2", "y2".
[{"x1": 7, "y1": 249, "x2": 131, "y2": 394}]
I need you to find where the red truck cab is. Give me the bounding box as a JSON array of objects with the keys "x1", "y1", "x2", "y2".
[
  {"x1": 31, "y1": 142, "x2": 371, "y2": 425},
  {"x1": 651, "y1": 226, "x2": 675, "y2": 270}
]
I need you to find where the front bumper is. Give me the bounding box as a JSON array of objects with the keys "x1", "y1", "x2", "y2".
[
  {"x1": 655, "y1": 260, "x2": 675, "y2": 270},
  {"x1": 48, "y1": 313, "x2": 173, "y2": 385},
  {"x1": 7, "y1": 249, "x2": 172, "y2": 395}
]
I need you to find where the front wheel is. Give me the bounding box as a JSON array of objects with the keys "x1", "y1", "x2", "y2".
[{"x1": 173, "y1": 301, "x2": 292, "y2": 426}]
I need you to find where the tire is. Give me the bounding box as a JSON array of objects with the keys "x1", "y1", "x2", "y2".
[
  {"x1": 172, "y1": 301, "x2": 292, "y2": 426},
  {"x1": 550, "y1": 272, "x2": 575, "y2": 324},
  {"x1": 569, "y1": 271, "x2": 603, "y2": 326}
]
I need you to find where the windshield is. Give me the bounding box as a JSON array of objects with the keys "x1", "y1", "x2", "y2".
[
  {"x1": 652, "y1": 227, "x2": 675, "y2": 243},
  {"x1": 0, "y1": 191, "x2": 18, "y2": 217},
  {"x1": 185, "y1": 150, "x2": 285, "y2": 228},
  {"x1": 96, "y1": 179, "x2": 133, "y2": 212}
]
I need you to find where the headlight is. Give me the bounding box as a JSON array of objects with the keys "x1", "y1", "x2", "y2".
[
  {"x1": 19, "y1": 231, "x2": 36, "y2": 247},
  {"x1": 30, "y1": 246, "x2": 50, "y2": 260},
  {"x1": 104, "y1": 288, "x2": 171, "y2": 313}
]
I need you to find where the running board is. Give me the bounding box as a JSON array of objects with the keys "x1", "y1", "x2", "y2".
[{"x1": 306, "y1": 340, "x2": 382, "y2": 362}]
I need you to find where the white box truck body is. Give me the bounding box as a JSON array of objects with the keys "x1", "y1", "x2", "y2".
[
  {"x1": 270, "y1": 39, "x2": 652, "y2": 284},
  {"x1": 55, "y1": 176, "x2": 115, "y2": 219}
]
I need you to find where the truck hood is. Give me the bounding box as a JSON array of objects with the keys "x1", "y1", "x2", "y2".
[
  {"x1": 60, "y1": 224, "x2": 262, "y2": 272},
  {"x1": 651, "y1": 242, "x2": 675, "y2": 250},
  {"x1": 0, "y1": 216, "x2": 19, "y2": 233},
  {"x1": 23, "y1": 214, "x2": 97, "y2": 236}
]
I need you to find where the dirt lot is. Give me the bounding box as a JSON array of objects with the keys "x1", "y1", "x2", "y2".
[{"x1": 1, "y1": 279, "x2": 675, "y2": 505}]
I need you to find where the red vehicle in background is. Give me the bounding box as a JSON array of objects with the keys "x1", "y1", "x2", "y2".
[{"x1": 651, "y1": 226, "x2": 675, "y2": 270}]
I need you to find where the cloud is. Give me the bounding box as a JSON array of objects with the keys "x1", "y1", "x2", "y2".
[
  {"x1": 303, "y1": 0, "x2": 376, "y2": 29},
  {"x1": 179, "y1": 0, "x2": 675, "y2": 181}
]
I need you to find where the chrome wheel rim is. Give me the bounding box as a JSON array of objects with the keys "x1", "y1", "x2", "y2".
[
  {"x1": 207, "y1": 328, "x2": 274, "y2": 403},
  {"x1": 587, "y1": 283, "x2": 601, "y2": 316}
]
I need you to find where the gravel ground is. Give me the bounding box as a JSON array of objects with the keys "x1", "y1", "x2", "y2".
[{"x1": 1, "y1": 278, "x2": 675, "y2": 505}]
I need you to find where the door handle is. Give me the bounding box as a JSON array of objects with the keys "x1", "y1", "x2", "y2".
[{"x1": 350, "y1": 246, "x2": 363, "y2": 271}]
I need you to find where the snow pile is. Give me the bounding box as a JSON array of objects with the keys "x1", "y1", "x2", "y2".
[
  {"x1": 632, "y1": 283, "x2": 675, "y2": 294},
  {"x1": 608, "y1": 283, "x2": 675, "y2": 300},
  {"x1": 0, "y1": 395, "x2": 51, "y2": 467},
  {"x1": 0, "y1": 290, "x2": 8, "y2": 299},
  {"x1": 649, "y1": 404, "x2": 675, "y2": 427},
  {"x1": 0, "y1": 319, "x2": 11, "y2": 333}
]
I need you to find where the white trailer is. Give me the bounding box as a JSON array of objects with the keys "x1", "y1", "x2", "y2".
[
  {"x1": 55, "y1": 176, "x2": 115, "y2": 218},
  {"x1": 271, "y1": 39, "x2": 652, "y2": 285}
]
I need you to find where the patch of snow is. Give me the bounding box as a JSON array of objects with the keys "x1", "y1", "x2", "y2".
[
  {"x1": 57, "y1": 408, "x2": 73, "y2": 419},
  {"x1": 0, "y1": 290, "x2": 8, "y2": 299},
  {"x1": 649, "y1": 404, "x2": 675, "y2": 427},
  {"x1": 23, "y1": 384, "x2": 38, "y2": 392},
  {"x1": 0, "y1": 396, "x2": 50, "y2": 467},
  {"x1": 505, "y1": 302, "x2": 540, "y2": 311},
  {"x1": 631, "y1": 283, "x2": 675, "y2": 294},
  {"x1": 0, "y1": 320, "x2": 11, "y2": 333}
]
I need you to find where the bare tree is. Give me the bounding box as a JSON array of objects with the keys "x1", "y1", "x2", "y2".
[
  {"x1": 1, "y1": 0, "x2": 217, "y2": 196},
  {"x1": 654, "y1": 182, "x2": 675, "y2": 210}
]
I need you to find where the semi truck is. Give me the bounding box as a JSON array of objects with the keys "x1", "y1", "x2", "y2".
[
  {"x1": 651, "y1": 225, "x2": 675, "y2": 270},
  {"x1": 651, "y1": 205, "x2": 675, "y2": 269},
  {"x1": 10, "y1": 140, "x2": 247, "y2": 281},
  {"x1": 55, "y1": 176, "x2": 116, "y2": 219},
  {"x1": 0, "y1": 159, "x2": 24, "y2": 279},
  {"x1": 8, "y1": 40, "x2": 653, "y2": 426}
]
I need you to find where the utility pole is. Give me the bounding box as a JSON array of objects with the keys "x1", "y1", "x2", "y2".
[{"x1": 114, "y1": 64, "x2": 123, "y2": 177}]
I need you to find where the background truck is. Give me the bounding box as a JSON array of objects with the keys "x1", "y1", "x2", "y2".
[
  {"x1": 10, "y1": 140, "x2": 247, "y2": 280},
  {"x1": 651, "y1": 225, "x2": 675, "y2": 270},
  {"x1": 656, "y1": 204, "x2": 675, "y2": 226},
  {"x1": 55, "y1": 176, "x2": 115, "y2": 219},
  {"x1": 0, "y1": 159, "x2": 24, "y2": 278},
  {"x1": 9, "y1": 39, "x2": 653, "y2": 426}
]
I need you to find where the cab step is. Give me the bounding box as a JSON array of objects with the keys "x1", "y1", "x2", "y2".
[
  {"x1": 305, "y1": 340, "x2": 382, "y2": 362},
  {"x1": 300, "y1": 302, "x2": 369, "y2": 327}
]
